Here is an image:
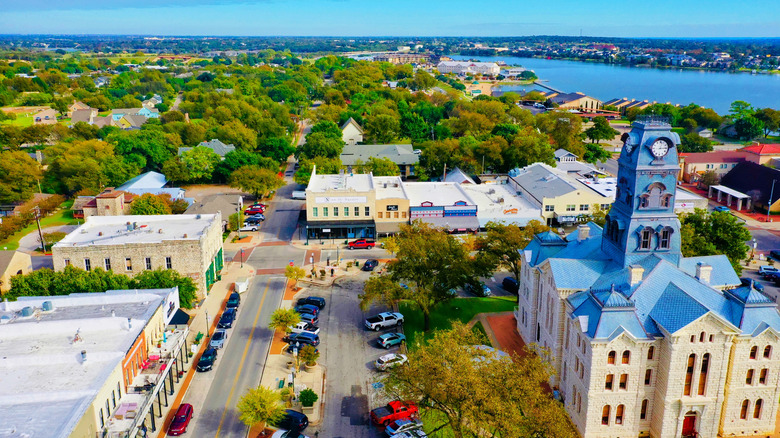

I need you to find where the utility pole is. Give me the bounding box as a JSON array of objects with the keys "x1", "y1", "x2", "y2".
[
  {"x1": 767, "y1": 179, "x2": 777, "y2": 223},
  {"x1": 34, "y1": 206, "x2": 46, "y2": 253}
]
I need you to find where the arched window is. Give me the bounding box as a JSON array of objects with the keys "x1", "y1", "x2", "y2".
[
  {"x1": 740, "y1": 400, "x2": 750, "y2": 420},
  {"x1": 615, "y1": 404, "x2": 624, "y2": 425},
  {"x1": 608, "y1": 351, "x2": 616, "y2": 365},
  {"x1": 647, "y1": 346, "x2": 655, "y2": 360},
  {"x1": 605, "y1": 374, "x2": 614, "y2": 390},
  {"x1": 622, "y1": 350, "x2": 631, "y2": 364},
  {"x1": 602, "y1": 405, "x2": 611, "y2": 425},
  {"x1": 684, "y1": 354, "x2": 696, "y2": 396},
  {"x1": 763, "y1": 346, "x2": 772, "y2": 359},
  {"x1": 645, "y1": 369, "x2": 652, "y2": 385},
  {"x1": 759, "y1": 368, "x2": 768, "y2": 385},
  {"x1": 750, "y1": 346, "x2": 758, "y2": 359},
  {"x1": 698, "y1": 353, "x2": 710, "y2": 396},
  {"x1": 754, "y1": 399, "x2": 763, "y2": 419},
  {"x1": 640, "y1": 228, "x2": 653, "y2": 249},
  {"x1": 746, "y1": 369, "x2": 754, "y2": 385},
  {"x1": 699, "y1": 332, "x2": 706, "y2": 342},
  {"x1": 619, "y1": 373, "x2": 628, "y2": 390},
  {"x1": 640, "y1": 399, "x2": 648, "y2": 420}
]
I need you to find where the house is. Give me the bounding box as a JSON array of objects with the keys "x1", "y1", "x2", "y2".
[
  {"x1": 341, "y1": 117, "x2": 364, "y2": 146},
  {"x1": 93, "y1": 115, "x2": 119, "y2": 129},
  {"x1": 340, "y1": 144, "x2": 420, "y2": 179},
  {"x1": 111, "y1": 107, "x2": 159, "y2": 121},
  {"x1": 516, "y1": 119, "x2": 780, "y2": 438},
  {"x1": 554, "y1": 149, "x2": 606, "y2": 178},
  {"x1": 677, "y1": 150, "x2": 747, "y2": 183},
  {"x1": 0, "y1": 250, "x2": 33, "y2": 293},
  {"x1": 719, "y1": 161, "x2": 780, "y2": 213},
  {"x1": 70, "y1": 108, "x2": 98, "y2": 125},
  {"x1": 74, "y1": 189, "x2": 135, "y2": 219},
  {"x1": 119, "y1": 114, "x2": 149, "y2": 130},
  {"x1": 184, "y1": 194, "x2": 243, "y2": 232},
  {"x1": 33, "y1": 108, "x2": 57, "y2": 125},
  {"x1": 437, "y1": 61, "x2": 500, "y2": 76},
  {"x1": 93, "y1": 76, "x2": 110, "y2": 88},
  {"x1": 142, "y1": 94, "x2": 162, "y2": 108},
  {"x1": 694, "y1": 127, "x2": 713, "y2": 138},
  {"x1": 53, "y1": 214, "x2": 224, "y2": 298},
  {"x1": 541, "y1": 91, "x2": 602, "y2": 110},
  {"x1": 67, "y1": 101, "x2": 91, "y2": 117},
  {"x1": 178, "y1": 139, "x2": 236, "y2": 158},
  {"x1": 741, "y1": 143, "x2": 780, "y2": 165}
]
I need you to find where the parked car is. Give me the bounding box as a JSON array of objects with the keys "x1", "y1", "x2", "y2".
[
  {"x1": 741, "y1": 277, "x2": 765, "y2": 292},
  {"x1": 239, "y1": 223, "x2": 258, "y2": 232},
  {"x1": 210, "y1": 329, "x2": 227, "y2": 349},
  {"x1": 771, "y1": 250, "x2": 780, "y2": 261},
  {"x1": 502, "y1": 277, "x2": 519, "y2": 294},
  {"x1": 276, "y1": 409, "x2": 309, "y2": 432},
  {"x1": 245, "y1": 214, "x2": 265, "y2": 224},
  {"x1": 385, "y1": 418, "x2": 424, "y2": 436},
  {"x1": 713, "y1": 206, "x2": 730, "y2": 212},
  {"x1": 167, "y1": 403, "x2": 194, "y2": 436},
  {"x1": 270, "y1": 430, "x2": 310, "y2": 438},
  {"x1": 289, "y1": 321, "x2": 320, "y2": 336},
  {"x1": 282, "y1": 332, "x2": 320, "y2": 347},
  {"x1": 370, "y1": 400, "x2": 419, "y2": 426},
  {"x1": 388, "y1": 431, "x2": 427, "y2": 438},
  {"x1": 759, "y1": 266, "x2": 779, "y2": 277},
  {"x1": 348, "y1": 238, "x2": 376, "y2": 249},
  {"x1": 362, "y1": 259, "x2": 379, "y2": 271},
  {"x1": 365, "y1": 312, "x2": 404, "y2": 331},
  {"x1": 375, "y1": 353, "x2": 408, "y2": 371},
  {"x1": 465, "y1": 281, "x2": 492, "y2": 297},
  {"x1": 378, "y1": 332, "x2": 406, "y2": 349},
  {"x1": 226, "y1": 292, "x2": 241, "y2": 309},
  {"x1": 218, "y1": 308, "x2": 237, "y2": 328},
  {"x1": 295, "y1": 304, "x2": 320, "y2": 316},
  {"x1": 196, "y1": 348, "x2": 218, "y2": 372},
  {"x1": 296, "y1": 296, "x2": 326, "y2": 309},
  {"x1": 298, "y1": 313, "x2": 319, "y2": 326},
  {"x1": 244, "y1": 206, "x2": 265, "y2": 215}
]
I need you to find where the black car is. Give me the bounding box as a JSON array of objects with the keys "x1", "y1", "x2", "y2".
[
  {"x1": 282, "y1": 332, "x2": 320, "y2": 347},
  {"x1": 502, "y1": 277, "x2": 519, "y2": 294},
  {"x1": 296, "y1": 296, "x2": 326, "y2": 309},
  {"x1": 276, "y1": 409, "x2": 309, "y2": 432},
  {"x1": 295, "y1": 304, "x2": 319, "y2": 316},
  {"x1": 362, "y1": 259, "x2": 379, "y2": 271},
  {"x1": 245, "y1": 214, "x2": 265, "y2": 224},
  {"x1": 770, "y1": 250, "x2": 780, "y2": 261},
  {"x1": 226, "y1": 292, "x2": 240, "y2": 309},
  {"x1": 196, "y1": 348, "x2": 218, "y2": 372},
  {"x1": 741, "y1": 277, "x2": 765, "y2": 292},
  {"x1": 218, "y1": 308, "x2": 237, "y2": 328}
]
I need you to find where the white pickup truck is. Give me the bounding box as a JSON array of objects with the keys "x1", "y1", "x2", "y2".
[
  {"x1": 364, "y1": 312, "x2": 404, "y2": 331},
  {"x1": 289, "y1": 321, "x2": 320, "y2": 336}
]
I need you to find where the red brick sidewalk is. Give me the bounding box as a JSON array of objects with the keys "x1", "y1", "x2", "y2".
[{"x1": 486, "y1": 313, "x2": 527, "y2": 357}]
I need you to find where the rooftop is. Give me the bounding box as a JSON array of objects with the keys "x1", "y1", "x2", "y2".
[
  {"x1": 373, "y1": 176, "x2": 407, "y2": 200},
  {"x1": 0, "y1": 288, "x2": 173, "y2": 438},
  {"x1": 576, "y1": 175, "x2": 618, "y2": 198},
  {"x1": 403, "y1": 182, "x2": 475, "y2": 207},
  {"x1": 54, "y1": 214, "x2": 219, "y2": 247},
  {"x1": 679, "y1": 150, "x2": 748, "y2": 164},
  {"x1": 307, "y1": 169, "x2": 373, "y2": 193},
  {"x1": 742, "y1": 144, "x2": 780, "y2": 155},
  {"x1": 509, "y1": 163, "x2": 579, "y2": 201},
  {"x1": 116, "y1": 171, "x2": 167, "y2": 191},
  {"x1": 340, "y1": 144, "x2": 419, "y2": 166},
  {"x1": 460, "y1": 182, "x2": 542, "y2": 226}
]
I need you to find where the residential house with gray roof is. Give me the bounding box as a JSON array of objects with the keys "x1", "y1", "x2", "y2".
[
  {"x1": 178, "y1": 139, "x2": 236, "y2": 159},
  {"x1": 340, "y1": 144, "x2": 419, "y2": 179}
]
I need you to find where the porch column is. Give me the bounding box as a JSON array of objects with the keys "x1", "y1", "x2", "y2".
[
  {"x1": 717, "y1": 190, "x2": 722, "y2": 202},
  {"x1": 737, "y1": 198, "x2": 743, "y2": 211},
  {"x1": 708, "y1": 185, "x2": 713, "y2": 198}
]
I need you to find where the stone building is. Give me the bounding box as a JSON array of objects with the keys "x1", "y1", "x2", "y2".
[
  {"x1": 516, "y1": 118, "x2": 780, "y2": 438},
  {"x1": 52, "y1": 214, "x2": 224, "y2": 298}
]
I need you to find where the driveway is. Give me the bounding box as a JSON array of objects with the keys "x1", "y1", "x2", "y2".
[{"x1": 16, "y1": 225, "x2": 78, "y2": 253}]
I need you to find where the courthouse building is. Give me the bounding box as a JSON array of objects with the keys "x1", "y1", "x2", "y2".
[{"x1": 516, "y1": 119, "x2": 780, "y2": 438}]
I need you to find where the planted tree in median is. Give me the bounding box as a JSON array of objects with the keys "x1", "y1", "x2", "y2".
[
  {"x1": 236, "y1": 386, "x2": 286, "y2": 430},
  {"x1": 269, "y1": 308, "x2": 301, "y2": 334}
]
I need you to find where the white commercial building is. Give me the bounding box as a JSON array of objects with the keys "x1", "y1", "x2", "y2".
[{"x1": 437, "y1": 61, "x2": 500, "y2": 76}]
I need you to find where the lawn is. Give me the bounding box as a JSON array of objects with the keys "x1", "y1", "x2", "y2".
[
  {"x1": 1, "y1": 115, "x2": 34, "y2": 127},
  {"x1": 399, "y1": 296, "x2": 516, "y2": 348},
  {"x1": 0, "y1": 201, "x2": 79, "y2": 251}
]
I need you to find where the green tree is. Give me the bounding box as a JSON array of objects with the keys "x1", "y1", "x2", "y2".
[
  {"x1": 754, "y1": 108, "x2": 780, "y2": 137},
  {"x1": 583, "y1": 143, "x2": 611, "y2": 164},
  {"x1": 359, "y1": 221, "x2": 480, "y2": 331},
  {"x1": 679, "y1": 209, "x2": 751, "y2": 274},
  {"x1": 535, "y1": 110, "x2": 584, "y2": 157},
  {"x1": 583, "y1": 116, "x2": 619, "y2": 144},
  {"x1": 294, "y1": 157, "x2": 342, "y2": 185},
  {"x1": 503, "y1": 126, "x2": 555, "y2": 169},
  {"x1": 365, "y1": 114, "x2": 400, "y2": 144},
  {"x1": 180, "y1": 145, "x2": 221, "y2": 182},
  {"x1": 0, "y1": 150, "x2": 42, "y2": 204},
  {"x1": 698, "y1": 170, "x2": 719, "y2": 187},
  {"x1": 111, "y1": 129, "x2": 177, "y2": 171},
  {"x1": 236, "y1": 386, "x2": 286, "y2": 430},
  {"x1": 411, "y1": 70, "x2": 437, "y2": 90},
  {"x1": 680, "y1": 133, "x2": 713, "y2": 153},
  {"x1": 214, "y1": 149, "x2": 261, "y2": 183},
  {"x1": 308, "y1": 120, "x2": 343, "y2": 139},
  {"x1": 129, "y1": 193, "x2": 173, "y2": 215},
  {"x1": 213, "y1": 120, "x2": 257, "y2": 151},
  {"x1": 383, "y1": 323, "x2": 575, "y2": 438},
  {"x1": 229, "y1": 165, "x2": 285, "y2": 198},
  {"x1": 132, "y1": 269, "x2": 199, "y2": 309},
  {"x1": 734, "y1": 116, "x2": 764, "y2": 141},
  {"x1": 475, "y1": 220, "x2": 550, "y2": 283},
  {"x1": 729, "y1": 100, "x2": 755, "y2": 120},
  {"x1": 269, "y1": 308, "x2": 301, "y2": 334},
  {"x1": 352, "y1": 157, "x2": 401, "y2": 176},
  {"x1": 258, "y1": 136, "x2": 295, "y2": 163},
  {"x1": 298, "y1": 131, "x2": 344, "y2": 159},
  {"x1": 400, "y1": 112, "x2": 429, "y2": 144}
]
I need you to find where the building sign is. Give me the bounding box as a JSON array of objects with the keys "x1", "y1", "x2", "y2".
[
  {"x1": 322, "y1": 229, "x2": 331, "y2": 233},
  {"x1": 675, "y1": 202, "x2": 695, "y2": 209},
  {"x1": 315, "y1": 196, "x2": 367, "y2": 204},
  {"x1": 503, "y1": 208, "x2": 518, "y2": 215},
  {"x1": 386, "y1": 205, "x2": 398, "y2": 211}
]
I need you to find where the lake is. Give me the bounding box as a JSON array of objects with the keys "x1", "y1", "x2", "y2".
[{"x1": 449, "y1": 55, "x2": 780, "y2": 114}]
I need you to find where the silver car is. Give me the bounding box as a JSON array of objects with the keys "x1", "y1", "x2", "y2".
[
  {"x1": 210, "y1": 329, "x2": 227, "y2": 349},
  {"x1": 375, "y1": 353, "x2": 408, "y2": 371}
]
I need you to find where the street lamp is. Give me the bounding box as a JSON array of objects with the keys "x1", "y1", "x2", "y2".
[
  {"x1": 240, "y1": 248, "x2": 244, "y2": 268},
  {"x1": 205, "y1": 309, "x2": 210, "y2": 338},
  {"x1": 752, "y1": 238, "x2": 758, "y2": 260}
]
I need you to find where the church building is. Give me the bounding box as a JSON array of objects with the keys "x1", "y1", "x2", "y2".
[{"x1": 516, "y1": 118, "x2": 780, "y2": 438}]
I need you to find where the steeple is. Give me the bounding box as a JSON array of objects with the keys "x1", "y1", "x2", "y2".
[{"x1": 601, "y1": 117, "x2": 682, "y2": 267}]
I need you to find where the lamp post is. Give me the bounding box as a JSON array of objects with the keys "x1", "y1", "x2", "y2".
[
  {"x1": 752, "y1": 238, "x2": 758, "y2": 260},
  {"x1": 205, "y1": 309, "x2": 210, "y2": 338},
  {"x1": 240, "y1": 248, "x2": 244, "y2": 268}
]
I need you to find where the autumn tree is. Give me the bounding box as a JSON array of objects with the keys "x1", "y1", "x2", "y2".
[
  {"x1": 269, "y1": 308, "x2": 301, "y2": 334},
  {"x1": 0, "y1": 150, "x2": 42, "y2": 204},
  {"x1": 129, "y1": 193, "x2": 173, "y2": 215},
  {"x1": 475, "y1": 220, "x2": 549, "y2": 283},
  {"x1": 236, "y1": 386, "x2": 286, "y2": 430},
  {"x1": 359, "y1": 221, "x2": 481, "y2": 330},
  {"x1": 229, "y1": 165, "x2": 285, "y2": 199},
  {"x1": 536, "y1": 110, "x2": 585, "y2": 157},
  {"x1": 383, "y1": 323, "x2": 575, "y2": 438}
]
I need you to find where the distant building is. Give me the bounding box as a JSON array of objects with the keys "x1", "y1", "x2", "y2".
[
  {"x1": 373, "y1": 53, "x2": 429, "y2": 65},
  {"x1": 67, "y1": 101, "x2": 91, "y2": 118},
  {"x1": 341, "y1": 118, "x2": 364, "y2": 145},
  {"x1": 70, "y1": 108, "x2": 98, "y2": 125},
  {"x1": 178, "y1": 139, "x2": 236, "y2": 158},
  {"x1": 0, "y1": 250, "x2": 32, "y2": 293},
  {"x1": 437, "y1": 61, "x2": 500, "y2": 76},
  {"x1": 340, "y1": 144, "x2": 419, "y2": 179},
  {"x1": 719, "y1": 161, "x2": 780, "y2": 213},
  {"x1": 75, "y1": 189, "x2": 135, "y2": 219},
  {"x1": 741, "y1": 143, "x2": 780, "y2": 165},
  {"x1": 116, "y1": 171, "x2": 186, "y2": 200},
  {"x1": 541, "y1": 91, "x2": 602, "y2": 110},
  {"x1": 111, "y1": 107, "x2": 159, "y2": 121},
  {"x1": 53, "y1": 214, "x2": 224, "y2": 298},
  {"x1": 678, "y1": 150, "x2": 747, "y2": 183}
]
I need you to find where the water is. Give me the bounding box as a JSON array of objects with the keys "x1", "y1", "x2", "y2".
[{"x1": 449, "y1": 55, "x2": 780, "y2": 114}]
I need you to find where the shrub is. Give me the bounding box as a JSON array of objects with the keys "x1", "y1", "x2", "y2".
[{"x1": 298, "y1": 388, "x2": 318, "y2": 407}]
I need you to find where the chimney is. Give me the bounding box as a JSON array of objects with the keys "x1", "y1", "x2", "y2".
[
  {"x1": 81, "y1": 350, "x2": 87, "y2": 363},
  {"x1": 629, "y1": 265, "x2": 644, "y2": 286},
  {"x1": 696, "y1": 263, "x2": 712, "y2": 284},
  {"x1": 577, "y1": 224, "x2": 590, "y2": 242}
]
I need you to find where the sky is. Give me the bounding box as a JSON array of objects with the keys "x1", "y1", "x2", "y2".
[{"x1": 1, "y1": 0, "x2": 779, "y2": 38}]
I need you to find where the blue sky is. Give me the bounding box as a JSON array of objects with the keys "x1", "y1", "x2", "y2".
[{"x1": 1, "y1": 0, "x2": 779, "y2": 37}]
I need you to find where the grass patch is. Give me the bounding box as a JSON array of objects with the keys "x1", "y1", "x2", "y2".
[
  {"x1": 0, "y1": 204, "x2": 80, "y2": 251},
  {"x1": 1, "y1": 115, "x2": 34, "y2": 127},
  {"x1": 399, "y1": 296, "x2": 515, "y2": 348},
  {"x1": 471, "y1": 321, "x2": 491, "y2": 346}
]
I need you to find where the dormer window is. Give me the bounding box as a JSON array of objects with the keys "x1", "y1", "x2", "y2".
[
  {"x1": 638, "y1": 182, "x2": 670, "y2": 210},
  {"x1": 658, "y1": 227, "x2": 672, "y2": 249},
  {"x1": 640, "y1": 228, "x2": 653, "y2": 250}
]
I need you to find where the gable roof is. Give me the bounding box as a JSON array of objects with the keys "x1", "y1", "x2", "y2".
[
  {"x1": 180, "y1": 139, "x2": 236, "y2": 157},
  {"x1": 121, "y1": 114, "x2": 148, "y2": 129},
  {"x1": 443, "y1": 167, "x2": 475, "y2": 184},
  {"x1": 0, "y1": 250, "x2": 21, "y2": 275},
  {"x1": 70, "y1": 109, "x2": 95, "y2": 124},
  {"x1": 742, "y1": 144, "x2": 780, "y2": 156},
  {"x1": 111, "y1": 108, "x2": 142, "y2": 115},
  {"x1": 341, "y1": 117, "x2": 364, "y2": 134},
  {"x1": 92, "y1": 115, "x2": 117, "y2": 128},
  {"x1": 680, "y1": 150, "x2": 747, "y2": 164},
  {"x1": 116, "y1": 171, "x2": 167, "y2": 191},
  {"x1": 720, "y1": 161, "x2": 780, "y2": 204}
]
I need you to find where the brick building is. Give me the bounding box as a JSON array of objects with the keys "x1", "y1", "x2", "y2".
[
  {"x1": 52, "y1": 214, "x2": 224, "y2": 298},
  {"x1": 516, "y1": 119, "x2": 780, "y2": 437}
]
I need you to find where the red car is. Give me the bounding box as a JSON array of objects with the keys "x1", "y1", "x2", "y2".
[
  {"x1": 244, "y1": 206, "x2": 265, "y2": 215},
  {"x1": 370, "y1": 400, "x2": 418, "y2": 427},
  {"x1": 167, "y1": 403, "x2": 193, "y2": 436},
  {"x1": 348, "y1": 238, "x2": 376, "y2": 249}
]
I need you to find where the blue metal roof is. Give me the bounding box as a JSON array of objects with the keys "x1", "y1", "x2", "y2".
[{"x1": 116, "y1": 171, "x2": 167, "y2": 191}]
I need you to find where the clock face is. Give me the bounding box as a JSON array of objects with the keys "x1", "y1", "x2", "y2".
[{"x1": 650, "y1": 139, "x2": 670, "y2": 158}]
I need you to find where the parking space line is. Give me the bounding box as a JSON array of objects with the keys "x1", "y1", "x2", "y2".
[{"x1": 215, "y1": 280, "x2": 271, "y2": 438}]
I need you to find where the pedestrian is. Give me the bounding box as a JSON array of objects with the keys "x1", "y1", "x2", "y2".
[
  {"x1": 330, "y1": 267, "x2": 335, "y2": 277},
  {"x1": 327, "y1": 257, "x2": 330, "y2": 266},
  {"x1": 309, "y1": 255, "x2": 314, "y2": 265}
]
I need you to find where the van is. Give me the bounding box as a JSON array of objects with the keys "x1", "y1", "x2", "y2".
[
  {"x1": 292, "y1": 191, "x2": 306, "y2": 200},
  {"x1": 502, "y1": 277, "x2": 519, "y2": 294}
]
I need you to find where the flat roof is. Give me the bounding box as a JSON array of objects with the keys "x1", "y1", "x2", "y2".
[
  {"x1": 0, "y1": 289, "x2": 172, "y2": 438},
  {"x1": 510, "y1": 163, "x2": 579, "y2": 200},
  {"x1": 373, "y1": 176, "x2": 407, "y2": 200},
  {"x1": 403, "y1": 182, "x2": 476, "y2": 207},
  {"x1": 675, "y1": 188, "x2": 706, "y2": 201},
  {"x1": 307, "y1": 172, "x2": 373, "y2": 193},
  {"x1": 711, "y1": 184, "x2": 750, "y2": 199},
  {"x1": 54, "y1": 214, "x2": 219, "y2": 247},
  {"x1": 461, "y1": 183, "x2": 543, "y2": 227},
  {"x1": 340, "y1": 144, "x2": 419, "y2": 166},
  {"x1": 576, "y1": 176, "x2": 617, "y2": 199}
]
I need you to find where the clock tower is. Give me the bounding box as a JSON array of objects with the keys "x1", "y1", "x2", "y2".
[{"x1": 601, "y1": 117, "x2": 682, "y2": 267}]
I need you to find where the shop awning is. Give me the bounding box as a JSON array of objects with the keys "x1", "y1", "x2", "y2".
[
  {"x1": 420, "y1": 216, "x2": 480, "y2": 231},
  {"x1": 305, "y1": 220, "x2": 375, "y2": 230},
  {"x1": 375, "y1": 221, "x2": 405, "y2": 234}
]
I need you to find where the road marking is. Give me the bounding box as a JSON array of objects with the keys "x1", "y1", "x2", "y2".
[{"x1": 215, "y1": 279, "x2": 272, "y2": 438}]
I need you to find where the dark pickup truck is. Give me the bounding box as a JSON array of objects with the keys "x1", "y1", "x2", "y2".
[{"x1": 370, "y1": 400, "x2": 419, "y2": 427}]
